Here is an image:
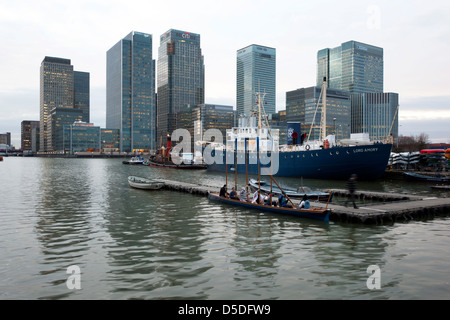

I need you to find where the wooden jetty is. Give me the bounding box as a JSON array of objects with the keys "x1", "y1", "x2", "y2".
[{"x1": 153, "y1": 179, "x2": 450, "y2": 225}]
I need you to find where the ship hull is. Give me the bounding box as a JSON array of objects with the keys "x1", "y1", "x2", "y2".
[{"x1": 206, "y1": 143, "x2": 392, "y2": 180}]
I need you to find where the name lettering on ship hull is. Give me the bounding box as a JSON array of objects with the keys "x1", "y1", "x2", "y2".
[{"x1": 353, "y1": 148, "x2": 379, "y2": 153}]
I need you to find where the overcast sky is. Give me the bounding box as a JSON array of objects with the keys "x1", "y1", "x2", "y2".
[{"x1": 1, "y1": 0, "x2": 449, "y2": 148}]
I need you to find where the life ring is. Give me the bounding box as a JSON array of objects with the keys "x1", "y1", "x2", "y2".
[{"x1": 305, "y1": 144, "x2": 310, "y2": 151}]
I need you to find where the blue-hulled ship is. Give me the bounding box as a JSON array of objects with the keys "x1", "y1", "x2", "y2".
[{"x1": 206, "y1": 78, "x2": 393, "y2": 181}]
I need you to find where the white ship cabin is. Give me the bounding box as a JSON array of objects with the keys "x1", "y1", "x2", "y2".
[{"x1": 226, "y1": 119, "x2": 279, "y2": 153}]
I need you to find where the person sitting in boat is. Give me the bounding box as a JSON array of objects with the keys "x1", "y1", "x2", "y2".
[
  {"x1": 264, "y1": 193, "x2": 275, "y2": 206},
  {"x1": 229, "y1": 187, "x2": 239, "y2": 200},
  {"x1": 239, "y1": 186, "x2": 248, "y2": 202},
  {"x1": 298, "y1": 194, "x2": 310, "y2": 209},
  {"x1": 252, "y1": 190, "x2": 263, "y2": 204},
  {"x1": 220, "y1": 184, "x2": 228, "y2": 198},
  {"x1": 278, "y1": 192, "x2": 289, "y2": 207}
]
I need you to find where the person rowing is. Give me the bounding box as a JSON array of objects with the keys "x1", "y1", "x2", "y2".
[{"x1": 298, "y1": 194, "x2": 310, "y2": 209}]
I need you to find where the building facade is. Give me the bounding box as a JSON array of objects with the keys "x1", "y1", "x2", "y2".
[
  {"x1": 39, "y1": 56, "x2": 90, "y2": 152},
  {"x1": 100, "y1": 128, "x2": 120, "y2": 152},
  {"x1": 268, "y1": 110, "x2": 287, "y2": 145},
  {"x1": 74, "y1": 71, "x2": 90, "y2": 123},
  {"x1": 157, "y1": 29, "x2": 205, "y2": 146},
  {"x1": 62, "y1": 123, "x2": 121, "y2": 154},
  {"x1": 107, "y1": 31, "x2": 156, "y2": 152},
  {"x1": 237, "y1": 44, "x2": 276, "y2": 117},
  {"x1": 316, "y1": 41, "x2": 399, "y2": 141},
  {"x1": 0, "y1": 132, "x2": 11, "y2": 146},
  {"x1": 351, "y1": 92, "x2": 399, "y2": 141},
  {"x1": 40, "y1": 57, "x2": 74, "y2": 152},
  {"x1": 317, "y1": 41, "x2": 383, "y2": 94},
  {"x1": 48, "y1": 107, "x2": 84, "y2": 152},
  {"x1": 21, "y1": 120, "x2": 40, "y2": 150},
  {"x1": 286, "y1": 86, "x2": 351, "y2": 141},
  {"x1": 63, "y1": 122, "x2": 100, "y2": 154},
  {"x1": 192, "y1": 104, "x2": 236, "y2": 145}
]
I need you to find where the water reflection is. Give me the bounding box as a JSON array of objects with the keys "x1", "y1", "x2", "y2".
[
  {"x1": 101, "y1": 183, "x2": 210, "y2": 299},
  {"x1": 34, "y1": 159, "x2": 102, "y2": 299},
  {"x1": 1, "y1": 157, "x2": 449, "y2": 300}
]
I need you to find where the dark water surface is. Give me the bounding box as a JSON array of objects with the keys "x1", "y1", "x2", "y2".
[{"x1": 1, "y1": 157, "x2": 449, "y2": 300}]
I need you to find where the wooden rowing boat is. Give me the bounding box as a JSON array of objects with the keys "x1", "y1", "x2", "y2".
[
  {"x1": 403, "y1": 172, "x2": 450, "y2": 183},
  {"x1": 207, "y1": 92, "x2": 332, "y2": 223},
  {"x1": 430, "y1": 185, "x2": 450, "y2": 190},
  {"x1": 128, "y1": 176, "x2": 165, "y2": 190},
  {"x1": 208, "y1": 192, "x2": 330, "y2": 222},
  {"x1": 248, "y1": 178, "x2": 332, "y2": 202}
]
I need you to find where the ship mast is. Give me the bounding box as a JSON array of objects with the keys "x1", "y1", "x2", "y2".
[
  {"x1": 256, "y1": 90, "x2": 267, "y2": 131},
  {"x1": 320, "y1": 77, "x2": 327, "y2": 141}
]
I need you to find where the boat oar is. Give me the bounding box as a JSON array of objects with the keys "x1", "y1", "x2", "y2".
[
  {"x1": 325, "y1": 190, "x2": 333, "y2": 210},
  {"x1": 270, "y1": 176, "x2": 296, "y2": 208}
]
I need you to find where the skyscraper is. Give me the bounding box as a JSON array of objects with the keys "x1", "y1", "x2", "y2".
[
  {"x1": 192, "y1": 104, "x2": 236, "y2": 144},
  {"x1": 317, "y1": 41, "x2": 398, "y2": 141},
  {"x1": 317, "y1": 41, "x2": 383, "y2": 93},
  {"x1": 107, "y1": 31, "x2": 156, "y2": 152},
  {"x1": 157, "y1": 29, "x2": 204, "y2": 147},
  {"x1": 286, "y1": 86, "x2": 351, "y2": 140},
  {"x1": 237, "y1": 44, "x2": 276, "y2": 117},
  {"x1": 351, "y1": 92, "x2": 399, "y2": 141},
  {"x1": 40, "y1": 57, "x2": 89, "y2": 152},
  {"x1": 74, "y1": 71, "x2": 90, "y2": 123},
  {"x1": 21, "y1": 120, "x2": 39, "y2": 150},
  {"x1": 40, "y1": 57, "x2": 73, "y2": 152}
]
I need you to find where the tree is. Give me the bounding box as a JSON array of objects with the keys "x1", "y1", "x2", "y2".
[
  {"x1": 394, "y1": 133, "x2": 430, "y2": 153},
  {"x1": 416, "y1": 133, "x2": 430, "y2": 151}
]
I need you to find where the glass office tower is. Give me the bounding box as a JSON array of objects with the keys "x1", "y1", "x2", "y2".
[
  {"x1": 351, "y1": 92, "x2": 399, "y2": 141},
  {"x1": 107, "y1": 31, "x2": 156, "y2": 152},
  {"x1": 157, "y1": 29, "x2": 204, "y2": 147},
  {"x1": 40, "y1": 57, "x2": 74, "y2": 152},
  {"x1": 74, "y1": 71, "x2": 90, "y2": 123},
  {"x1": 237, "y1": 44, "x2": 276, "y2": 117},
  {"x1": 39, "y1": 57, "x2": 90, "y2": 152},
  {"x1": 47, "y1": 107, "x2": 84, "y2": 152},
  {"x1": 316, "y1": 41, "x2": 399, "y2": 141},
  {"x1": 286, "y1": 86, "x2": 351, "y2": 140},
  {"x1": 21, "y1": 120, "x2": 40, "y2": 150},
  {"x1": 192, "y1": 104, "x2": 236, "y2": 144},
  {"x1": 317, "y1": 41, "x2": 383, "y2": 94}
]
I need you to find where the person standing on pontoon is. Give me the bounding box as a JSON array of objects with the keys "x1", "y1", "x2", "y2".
[{"x1": 344, "y1": 174, "x2": 358, "y2": 209}]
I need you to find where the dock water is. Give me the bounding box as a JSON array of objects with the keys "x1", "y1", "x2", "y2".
[{"x1": 153, "y1": 179, "x2": 450, "y2": 225}]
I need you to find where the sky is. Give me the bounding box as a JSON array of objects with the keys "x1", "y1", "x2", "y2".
[{"x1": 1, "y1": 0, "x2": 449, "y2": 148}]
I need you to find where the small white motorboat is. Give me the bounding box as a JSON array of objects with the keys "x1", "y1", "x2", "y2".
[
  {"x1": 128, "y1": 176, "x2": 165, "y2": 190},
  {"x1": 123, "y1": 156, "x2": 146, "y2": 165}
]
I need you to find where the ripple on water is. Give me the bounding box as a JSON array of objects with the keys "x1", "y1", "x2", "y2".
[{"x1": 1, "y1": 158, "x2": 450, "y2": 299}]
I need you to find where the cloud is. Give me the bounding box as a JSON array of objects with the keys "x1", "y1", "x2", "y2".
[
  {"x1": 400, "y1": 96, "x2": 450, "y2": 121},
  {"x1": 400, "y1": 118, "x2": 450, "y2": 143},
  {"x1": 1, "y1": 0, "x2": 450, "y2": 147}
]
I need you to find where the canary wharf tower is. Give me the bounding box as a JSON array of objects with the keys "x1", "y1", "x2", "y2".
[
  {"x1": 107, "y1": 31, "x2": 156, "y2": 152},
  {"x1": 237, "y1": 44, "x2": 276, "y2": 117},
  {"x1": 157, "y1": 29, "x2": 204, "y2": 146}
]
